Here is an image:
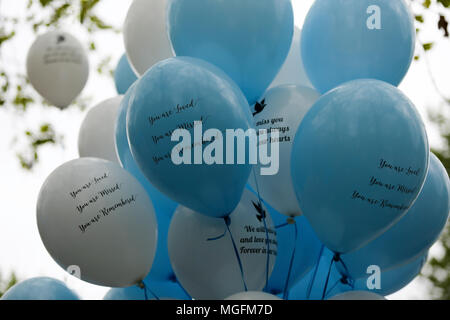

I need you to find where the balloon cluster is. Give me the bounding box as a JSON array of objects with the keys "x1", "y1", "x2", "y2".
[{"x1": 5, "y1": 0, "x2": 448, "y2": 301}]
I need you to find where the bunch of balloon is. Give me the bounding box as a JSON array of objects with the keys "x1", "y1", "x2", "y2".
[
  {"x1": 114, "y1": 54, "x2": 138, "y2": 95},
  {"x1": 78, "y1": 96, "x2": 123, "y2": 163},
  {"x1": 301, "y1": 0, "x2": 415, "y2": 93},
  {"x1": 250, "y1": 187, "x2": 322, "y2": 299},
  {"x1": 167, "y1": 0, "x2": 294, "y2": 105},
  {"x1": 168, "y1": 189, "x2": 278, "y2": 300},
  {"x1": 114, "y1": 81, "x2": 188, "y2": 295},
  {"x1": 290, "y1": 79, "x2": 430, "y2": 271},
  {"x1": 36, "y1": 158, "x2": 158, "y2": 288},
  {"x1": 27, "y1": 31, "x2": 89, "y2": 108},
  {"x1": 338, "y1": 153, "x2": 450, "y2": 280}
]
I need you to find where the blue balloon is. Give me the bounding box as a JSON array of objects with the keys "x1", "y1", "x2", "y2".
[
  {"x1": 340, "y1": 153, "x2": 450, "y2": 279},
  {"x1": 1, "y1": 277, "x2": 79, "y2": 300},
  {"x1": 114, "y1": 54, "x2": 138, "y2": 95},
  {"x1": 290, "y1": 251, "x2": 427, "y2": 300},
  {"x1": 167, "y1": 0, "x2": 294, "y2": 104},
  {"x1": 301, "y1": 0, "x2": 415, "y2": 93},
  {"x1": 104, "y1": 278, "x2": 191, "y2": 300},
  {"x1": 115, "y1": 82, "x2": 178, "y2": 282},
  {"x1": 288, "y1": 248, "x2": 345, "y2": 300},
  {"x1": 127, "y1": 57, "x2": 253, "y2": 217},
  {"x1": 291, "y1": 79, "x2": 429, "y2": 254},
  {"x1": 352, "y1": 253, "x2": 427, "y2": 296},
  {"x1": 260, "y1": 196, "x2": 322, "y2": 295}
]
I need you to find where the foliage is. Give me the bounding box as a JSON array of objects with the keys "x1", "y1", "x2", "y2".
[
  {"x1": 0, "y1": 0, "x2": 448, "y2": 299},
  {"x1": 0, "y1": 273, "x2": 18, "y2": 298},
  {"x1": 0, "y1": 0, "x2": 118, "y2": 169}
]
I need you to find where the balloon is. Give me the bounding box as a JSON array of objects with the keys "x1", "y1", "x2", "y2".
[
  {"x1": 167, "y1": 0, "x2": 294, "y2": 104},
  {"x1": 256, "y1": 189, "x2": 322, "y2": 295},
  {"x1": 249, "y1": 85, "x2": 320, "y2": 217},
  {"x1": 288, "y1": 248, "x2": 345, "y2": 300},
  {"x1": 301, "y1": 0, "x2": 415, "y2": 93},
  {"x1": 115, "y1": 82, "x2": 179, "y2": 282},
  {"x1": 225, "y1": 291, "x2": 282, "y2": 301},
  {"x1": 269, "y1": 27, "x2": 312, "y2": 89},
  {"x1": 328, "y1": 291, "x2": 386, "y2": 300},
  {"x1": 1, "y1": 277, "x2": 79, "y2": 300},
  {"x1": 104, "y1": 279, "x2": 190, "y2": 300},
  {"x1": 114, "y1": 54, "x2": 138, "y2": 95},
  {"x1": 352, "y1": 253, "x2": 428, "y2": 296},
  {"x1": 291, "y1": 79, "x2": 429, "y2": 254},
  {"x1": 37, "y1": 158, "x2": 158, "y2": 287},
  {"x1": 27, "y1": 31, "x2": 89, "y2": 108},
  {"x1": 127, "y1": 57, "x2": 253, "y2": 217},
  {"x1": 78, "y1": 96, "x2": 123, "y2": 163},
  {"x1": 124, "y1": 0, "x2": 174, "y2": 76},
  {"x1": 340, "y1": 154, "x2": 449, "y2": 278},
  {"x1": 168, "y1": 189, "x2": 277, "y2": 300}
]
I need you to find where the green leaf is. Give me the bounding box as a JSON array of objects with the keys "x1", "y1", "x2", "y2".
[{"x1": 423, "y1": 42, "x2": 434, "y2": 50}]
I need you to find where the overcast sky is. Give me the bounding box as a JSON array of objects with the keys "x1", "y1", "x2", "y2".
[{"x1": 0, "y1": 0, "x2": 449, "y2": 300}]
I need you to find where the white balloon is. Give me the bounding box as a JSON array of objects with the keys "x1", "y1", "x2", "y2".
[
  {"x1": 225, "y1": 291, "x2": 282, "y2": 300},
  {"x1": 26, "y1": 31, "x2": 89, "y2": 108},
  {"x1": 168, "y1": 189, "x2": 278, "y2": 300},
  {"x1": 270, "y1": 27, "x2": 312, "y2": 89},
  {"x1": 78, "y1": 96, "x2": 123, "y2": 163},
  {"x1": 37, "y1": 158, "x2": 158, "y2": 287},
  {"x1": 124, "y1": 0, "x2": 174, "y2": 76},
  {"x1": 249, "y1": 85, "x2": 320, "y2": 217},
  {"x1": 329, "y1": 291, "x2": 386, "y2": 300}
]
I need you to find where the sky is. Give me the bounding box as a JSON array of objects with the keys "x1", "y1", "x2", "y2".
[{"x1": 0, "y1": 0, "x2": 449, "y2": 300}]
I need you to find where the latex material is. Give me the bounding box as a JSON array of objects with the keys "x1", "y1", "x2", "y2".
[
  {"x1": 124, "y1": 0, "x2": 173, "y2": 75},
  {"x1": 340, "y1": 154, "x2": 449, "y2": 278},
  {"x1": 1, "y1": 277, "x2": 79, "y2": 300},
  {"x1": 37, "y1": 158, "x2": 158, "y2": 287},
  {"x1": 225, "y1": 291, "x2": 282, "y2": 301},
  {"x1": 328, "y1": 291, "x2": 386, "y2": 300},
  {"x1": 115, "y1": 82, "x2": 179, "y2": 282},
  {"x1": 114, "y1": 54, "x2": 138, "y2": 94},
  {"x1": 27, "y1": 31, "x2": 89, "y2": 108},
  {"x1": 168, "y1": 189, "x2": 277, "y2": 300},
  {"x1": 250, "y1": 85, "x2": 320, "y2": 217},
  {"x1": 291, "y1": 79, "x2": 429, "y2": 254},
  {"x1": 127, "y1": 57, "x2": 253, "y2": 217},
  {"x1": 352, "y1": 253, "x2": 428, "y2": 296},
  {"x1": 269, "y1": 27, "x2": 312, "y2": 89},
  {"x1": 167, "y1": 0, "x2": 294, "y2": 104},
  {"x1": 257, "y1": 189, "x2": 322, "y2": 294},
  {"x1": 301, "y1": 0, "x2": 415, "y2": 93},
  {"x1": 78, "y1": 96, "x2": 123, "y2": 163}
]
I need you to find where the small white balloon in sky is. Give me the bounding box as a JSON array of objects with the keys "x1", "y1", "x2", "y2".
[{"x1": 27, "y1": 30, "x2": 89, "y2": 109}]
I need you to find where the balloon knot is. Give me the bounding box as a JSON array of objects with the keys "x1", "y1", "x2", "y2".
[
  {"x1": 333, "y1": 253, "x2": 341, "y2": 262},
  {"x1": 224, "y1": 216, "x2": 231, "y2": 226}
]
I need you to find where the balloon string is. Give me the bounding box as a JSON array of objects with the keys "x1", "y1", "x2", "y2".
[
  {"x1": 207, "y1": 229, "x2": 227, "y2": 241},
  {"x1": 321, "y1": 253, "x2": 337, "y2": 300},
  {"x1": 282, "y1": 220, "x2": 298, "y2": 300},
  {"x1": 275, "y1": 222, "x2": 289, "y2": 229},
  {"x1": 306, "y1": 244, "x2": 325, "y2": 300},
  {"x1": 139, "y1": 280, "x2": 159, "y2": 301},
  {"x1": 251, "y1": 166, "x2": 271, "y2": 290},
  {"x1": 223, "y1": 216, "x2": 248, "y2": 292},
  {"x1": 325, "y1": 278, "x2": 341, "y2": 298}
]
